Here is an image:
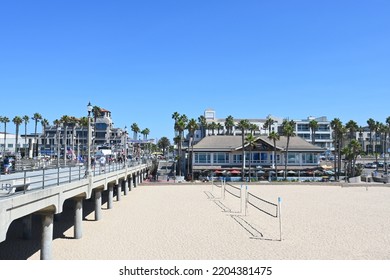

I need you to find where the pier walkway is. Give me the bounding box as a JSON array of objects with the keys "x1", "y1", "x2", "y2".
[{"x1": 0, "y1": 161, "x2": 150, "y2": 260}]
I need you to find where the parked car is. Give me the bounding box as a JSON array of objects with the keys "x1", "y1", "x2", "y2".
[{"x1": 364, "y1": 162, "x2": 377, "y2": 169}]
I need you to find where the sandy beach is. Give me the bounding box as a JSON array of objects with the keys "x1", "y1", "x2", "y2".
[{"x1": 1, "y1": 182, "x2": 389, "y2": 260}]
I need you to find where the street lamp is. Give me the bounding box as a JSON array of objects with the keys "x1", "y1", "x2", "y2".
[
  {"x1": 124, "y1": 126, "x2": 128, "y2": 167},
  {"x1": 87, "y1": 102, "x2": 93, "y2": 176},
  {"x1": 57, "y1": 126, "x2": 61, "y2": 167}
]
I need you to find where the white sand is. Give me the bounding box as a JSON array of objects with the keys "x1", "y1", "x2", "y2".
[{"x1": 27, "y1": 183, "x2": 390, "y2": 260}]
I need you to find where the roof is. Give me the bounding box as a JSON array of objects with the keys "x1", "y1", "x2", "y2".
[
  {"x1": 192, "y1": 136, "x2": 243, "y2": 152},
  {"x1": 193, "y1": 135, "x2": 325, "y2": 153}
]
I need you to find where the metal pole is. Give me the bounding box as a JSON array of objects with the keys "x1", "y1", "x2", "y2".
[
  {"x1": 87, "y1": 110, "x2": 91, "y2": 177},
  {"x1": 278, "y1": 197, "x2": 282, "y2": 241}
]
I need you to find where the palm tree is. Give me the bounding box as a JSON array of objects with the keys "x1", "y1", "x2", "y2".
[
  {"x1": 268, "y1": 131, "x2": 280, "y2": 178},
  {"x1": 245, "y1": 133, "x2": 257, "y2": 181},
  {"x1": 208, "y1": 122, "x2": 217, "y2": 135},
  {"x1": 141, "y1": 128, "x2": 150, "y2": 141},
  {"x1": 367, "y1": 118, "x2": 376, "y2": 154},
  {"x1": 282, "y1": 120, "x2": 296, "y2": 180},
  {"x1": 331, "y1": 118, "x2": 343, "y2": 181},
  {"x1": 385, "y1": 116, "x2": 390, "y2": 173},
  {"x1": 32, "y1": 113, "x2": 43, "y2": 157},
  {"x1": 237, "y1": 119, "x2": 251, "y2": 181},
  {"x1": 263, "y1": 116, "x2": 275, "y2": 134},
  {"x1": 187, "y1": 118, "x2": 199, "y2": 180},
  {"x1": 217, "y1": 123, "x2": 223, "y2": 135},
  {"x1": 53, "y1": 119, "x2": 62, "y2": 165},
  {"x1": 22, "y1": 115, "x2": 29, "y2": 157},
  {"x1": 1, "y1": 116, "x2": 10, "y2": 157},
  {"x1": 309, "y1": 119, "x2": 319, "y2": 145},
  {"x1": 249, "y1": 123, "x2": 259, "y2": 136},
  {"x1": 198, "y1": 115, "x2": 207, "y2": 138},
  {"x1": 141, "y1": 128, "x2": 151, "y2": 156},
  {"x1": 13, "y1": 116, "x2": 23, "y2": 155},
  {"x1": 345, "y1": 120, "x2": 359, "y2": 142},
  {"x1": 92, "y1": 106, "x2": 102, "y2": 150},
  {"x1": 342, "y1": 139, "x2": 363, "y2": 178},
  {"x1": 60, "y1": 115, "x2": 71, "y2": 163},
  {"x1": 41, "y1": 118, "x2": 50, "y2": 154},
  {"x1": 174, "y1": 114, "x2": 188, "y2": 176},
  {"x1": 157, "y1": 137, "x2": 171, "y2": 157},
  {"x1": 131, "y1": 123, "x2": 140, "y2": 140},
  {"x1": 225, "y1": 115, "x2": 235, "y2": 135}
]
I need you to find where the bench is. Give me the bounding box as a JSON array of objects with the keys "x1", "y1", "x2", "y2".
[{"x1": 1, "y1": 178, "x2": 31, "y2": 194}]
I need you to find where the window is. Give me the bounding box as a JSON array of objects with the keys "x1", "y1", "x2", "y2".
[
  {"x1": 213, "y1": 153, "x2": 229, "y2": 164},
  {"x1": 302, "y1": 153, "x2": 317, "y2": 164},
  {"x1": 288, "y1": 153, "x2": 300, "y2": 164},
  {"x1": 318, "y1": 124, "x2": 330, "y2": 132},
  {"x1": 195, "y1": 153, "x2": 211, "y2": 164},
  {"x1": 297, "y1": 124, "x2": 310, "y2": 131},
  {"x1": 233, "y1": 154, "x2": 242, "y2": 163},
  {"x1": 298, "y1": 134, "x2": 310, "y2": 139}
]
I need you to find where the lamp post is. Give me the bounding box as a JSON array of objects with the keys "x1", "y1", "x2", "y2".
[
  {"x1": 124, "y1": 126, "x2": 128, "y2": 167},
  {"x1": 57, "y1": 126, "x2": 61, "y2": 167},
  {"x1": 87, "y1": 102, "x2": 93, "y2": 176}
]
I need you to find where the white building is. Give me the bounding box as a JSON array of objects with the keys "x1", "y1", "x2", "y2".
[{"x1": 0, "y1": 132, "x2": 21, "y2": 156}]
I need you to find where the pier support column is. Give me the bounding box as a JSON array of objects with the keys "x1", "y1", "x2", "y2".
[
  {"x1": 22, "y1": 214, "x2": 32, "y2": 240},
  {"x1": 133, "y1": 175, "x2": 137, "y2": 188},
  {"x1": 116, "y1": 183, "x2": 121, "y2": 201},
  {"x1": 94, "y1": 189, "x2": 102, "y2": 221},
  {"x1": 108, "y1": 184, "x2": 114, "y2": 209},
  {"x1": 40, "y1": 212, "x2": 54, "y2": 260},
  {"x1": 129, "y1": 176, "x2": 133, "y2": 191},
  {"x1": 74, "y1": 197, "x2": 83, "y2": 239},
  {"x1": 123, "y1": 180, "x2": 128, "y2": 196}
]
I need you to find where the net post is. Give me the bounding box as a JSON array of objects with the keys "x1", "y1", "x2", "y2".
[{"x1": 278, "y1": 197, "x2": 282, "y2": 241}]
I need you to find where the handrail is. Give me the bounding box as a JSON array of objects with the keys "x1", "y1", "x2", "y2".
[{"x1": 0, "y1": 160, "x2": 150, "y2": 198}]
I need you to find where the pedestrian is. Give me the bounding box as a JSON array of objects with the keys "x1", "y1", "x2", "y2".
[{"x1": 100, "y1": 156, "x2": 106, "y2": 172}]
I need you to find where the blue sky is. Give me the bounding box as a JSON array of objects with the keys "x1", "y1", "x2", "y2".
[{"x1": 1, "y1": 0, "x2": 389, "y2": 141}]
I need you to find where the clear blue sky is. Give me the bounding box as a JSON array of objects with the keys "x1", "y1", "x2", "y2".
[{"x1": 1, "y1": 0, "x2": 389, "y2": 141}]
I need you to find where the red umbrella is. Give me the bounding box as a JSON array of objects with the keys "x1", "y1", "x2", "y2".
[{"x1": 230, "y1": 170, "x2": 241, "y2": 174}]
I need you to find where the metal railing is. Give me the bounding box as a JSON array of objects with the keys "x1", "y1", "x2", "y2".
[{"x1": 0, "y1": 159, "x2": 148, "y2": 197}]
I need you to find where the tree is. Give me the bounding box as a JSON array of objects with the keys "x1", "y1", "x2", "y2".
[
  {"x1": 0, "y1": 116, "x2": 10, "y2": 156},
  {"x1": 345, "y1": 120, "x2": 359, "y2": 142},
  {"x1": 23, "y1": 115, "x2": 29, "y2": 157},
  {"x1": 263, "y1": 117, "x2": 275, "y2": 134},
  {"x1": 187, "y1": 118, "x2": 199, "y2": 180},
  {"x1": 250, "y1": 123, "x2": 259, "y2": 136},
  {"x1": 367, "y1": 118, "x2": 376, "y2": 154},
  {"x1": 331, "y1": 118, "x2": 344, "y2": 181},
  {"x1": 245, "y1": 133, "x2": 257, "y2": 181},
  {"x1": 342, "y1": 139, "x2": 363, "y2": 179},
  {"x1": 198, "y1": 115, "x2": 207, "y2": 138},
  {"x1": 60, "y1": 115, "x2": 71, "y2": 163},
  {"x1": 208, "y1": 122, "x2": 217, "y2": 135},
  {"x1": 157, "y1": 137, "x2": 171, "y2": 157},
  {"x1": 268, "y1": 131, "x2": 280, "y2": 178},
  {"x1": 41, "y1": 118, "x2": 50, "y2": 153},
  {"x1": 13, "y1": 116, "x2": 23, "y2": 155},
  {"x1": 32, "y1": 113, "x2": 42, "y2": 157},
  {"x1": 141, "y1": 128, "x2": 150, "y2": 140},
  {"x1": 309, "y1": 119, "x2": 319, "y2": 145},
  {"x1": 131, "y1": 123, "x2": 140, "y2": 140},
  {"x1": 173, "y1": 114, "x2": 188, "y2": 176},
  {"x1": 225, "y1": 115, "x2": 235, "y2": 135},
  {"x1": 217, "y1": 123, "x2": 223, "y2": 135},
  {"x1": 282, "y1": 120, "x2": 296, "y2": 180},
  {"x1": 237, "y1": 119, "x2": 251, "y2": 181}
]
